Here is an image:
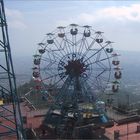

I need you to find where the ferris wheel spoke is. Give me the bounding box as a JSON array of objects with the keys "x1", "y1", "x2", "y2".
[
  {"x1": 76, "y1": 37, "x2": 86, "y2": 56},
  {"x1": 96, "y1": 50, "x2": 102, "y2": 62},
  {"x1": 63, "y1": 39, "x2": 71, "y2": 55},
  {"x1": 96, "y1": 77, "x2": 103, "y2": 90},
  {"x1": 81, "y1": 35, "x2": 98, "y2": 58},
  {"x1": 87, "y1": 72, "x2": 107, "y2": 90},
  {"x1": 99, "y1": 75, "x2": 110, "y2": 83},
  {"x1": 87, "y1": 78, "x2": 101, "y2": 90},
  {"x1": 63, "y1": 38, "x2": 74, "y2": 55},
  {"x1": 53, "y1": 42, "x2": 66, "y2": 58},
  {"x1": 97, "y1": 76, "x2": 107, "y2": 90},
  {"x1": 86, "y1": 63, "x2": 109, "y2": 74},
  {"x1": 53, "y1": 76, "x2": 66, "y2": 87},
  {"x1": 76, "y1": 37, "x2": 85, "y2": 55},
  {"x1": 86, "y1": 55, "x2": 114, "y2": 66},
  {"x1": 41, "y1": 70, "x2": 56, "y2": 79},
  {"x1": 41, "y1": 59, "x2": 58, "y2": 67},
  {"x1": 98, "y1": 61, "x2": 109, "y2": 68},
  {"x1": 53, "y1": 39, "x2": 63, "y2": 50},
  {"x1": 89, "y1": 71, "x2": 108, "y2": 82},
  {"x1": 83, "y1": 42, "x2": 111, "y2": 63},
  {"x1": 42, "y1": 72, "x2": 65, "y2": 81},
  {"x1": 72, "y1": 36, "x2": 75, "y2": 54},
  {"x1": 72, "y1": 35, "x2": 76, "y2": 54},
  {"x1": 41, "y1": 60, "x2": 58, "y2": 66},
  {"x1": 50, "y1": 50, "x2": 64, "y2": 61},
  {"x1": 90, "y1": 68, "x2": 110, "y2": 71},
  {"x1": 90, "y1": 71, "x2": 110, "y2": 84},
  {"x1": 97, "y1": 74, "x2": 110, "y2": 84},
  {"x1": 53, "y1": 37, "x2": 70, "y2": 57},
  {"x1": 95, "y1": 69, "x2": 106, "y2": 79},
  {"x1": 83, "y1": 46, "x2": 104, "y2": 63},
  {"x1": 54, "y1": 37, "x2": 61, "y2": 47},
  {"x1": 60, "y1": 39, "x2": 70, "y2": 56},
  {"x1": 63, "y1": 37, "x2": 74, "y2": 46},
  {"x1": 41, "y1": 57, "x2": 58, "y2": 63},
  {"x1": 79, "y1": 37, "x2": 89, "y2": 57},
  {"x1": 84, "y1": 38, "x2": 90, "y2": 50},
  {"x1": 96, "y1": 62, "x2": 109, "y2": 71},
  {"x1": 40, "y1": 66, "x2": 58, "y2": 72}
]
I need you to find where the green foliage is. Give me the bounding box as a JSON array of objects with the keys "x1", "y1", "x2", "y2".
[
  {"x1": 17, "y1": 79, "x2": 34, "y2": 96},
  {"x1": 17, "y1": 79, "x2": 50, "y2": 109}
]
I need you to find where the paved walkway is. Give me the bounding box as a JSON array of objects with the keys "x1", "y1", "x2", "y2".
[
  {"x1": 105, "y1": 122, "x2": 140, "y2": 140},
  {"x1": 106, "y1": 107, "x2": 133, "y2": 121}
]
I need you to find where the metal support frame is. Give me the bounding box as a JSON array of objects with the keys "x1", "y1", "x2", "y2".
[{"x1": 0, "y1": 0, "x2": 24, "y2": 139}]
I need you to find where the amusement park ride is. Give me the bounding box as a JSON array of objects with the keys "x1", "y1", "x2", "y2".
[{"x1": 32, "y1": 24, "x2": 122, "y2": 138}]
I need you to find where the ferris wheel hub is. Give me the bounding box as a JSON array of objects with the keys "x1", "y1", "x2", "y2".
[{"x1": 65, "y1": 59, "x2": 86, "y2": 77}]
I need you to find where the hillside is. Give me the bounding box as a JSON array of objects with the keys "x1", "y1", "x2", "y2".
[{"x1": 13, "y1": 50, "x2": 140, "y2": 87}]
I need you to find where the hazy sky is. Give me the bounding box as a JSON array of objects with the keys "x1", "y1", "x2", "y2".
[{"x1": 4, "y1": 0, "x2": 140, "y2": 57}]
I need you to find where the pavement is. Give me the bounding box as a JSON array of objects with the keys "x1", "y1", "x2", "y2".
[
  {"x1": 105, "y1": 122, "x2": 140, "y2": 140},
  {"x1": 1, "y1": 103, "x2": 140, "y2": 140}
]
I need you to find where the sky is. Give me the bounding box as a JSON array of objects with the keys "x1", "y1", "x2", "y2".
[{"x1": 4, "y1": 0, "x2": 140, "y2": 58}]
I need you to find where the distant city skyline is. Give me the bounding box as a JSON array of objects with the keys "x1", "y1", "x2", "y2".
[{"x1": 4, "y1": 0, "x2": 140, "y2": 58}]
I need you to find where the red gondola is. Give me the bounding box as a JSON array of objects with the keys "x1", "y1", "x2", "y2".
[
  {"x1": 34, "y1": 59, "x2": 40, "y2": 65},
  {"x1": 114, "y1": 71, "x2": 122, "y2": 79},
  {"x1": 33, "y1": 71, "x2": 40, "y2": 78},
  {"x1": 112, "y1": 84, "x2": 119, "y2": 92}
]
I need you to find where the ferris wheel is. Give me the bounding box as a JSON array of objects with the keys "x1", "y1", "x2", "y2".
[{"x1": 32, "y1": 24, "x2": 121, "y2": 102}]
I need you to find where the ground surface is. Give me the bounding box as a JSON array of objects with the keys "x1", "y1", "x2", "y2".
[{"x1": 1, "y1": 103, "x2": 140, "y2": 139}]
